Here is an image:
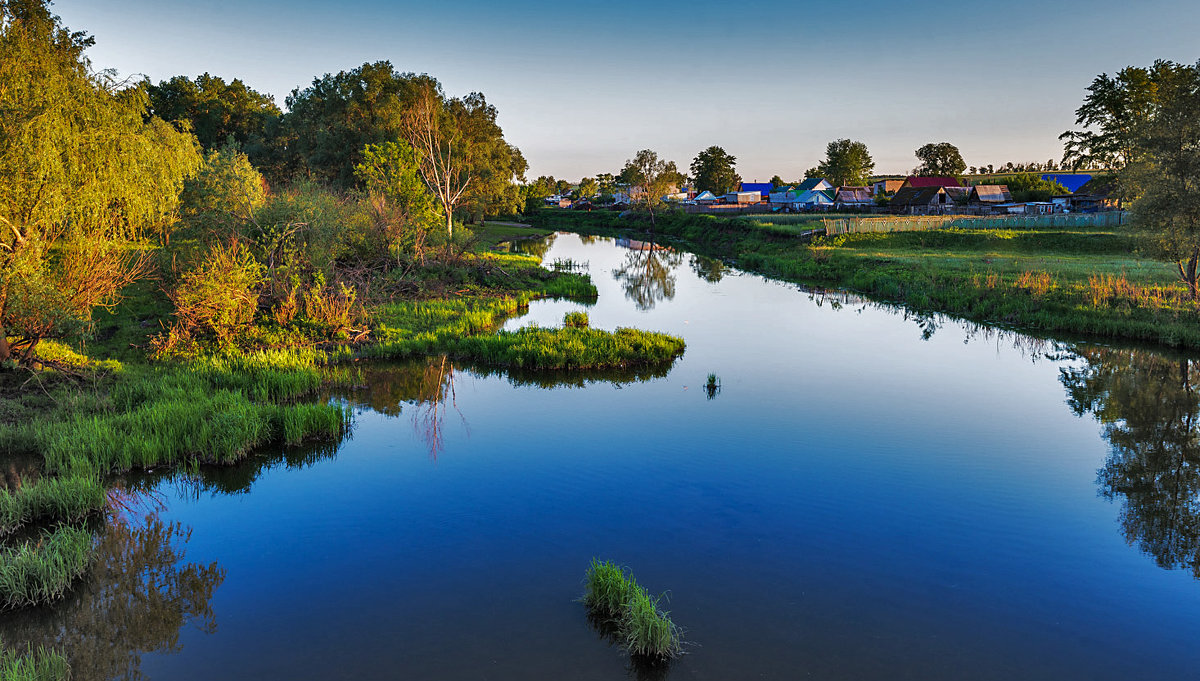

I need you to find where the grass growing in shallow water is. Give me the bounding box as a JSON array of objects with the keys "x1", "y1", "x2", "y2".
[
  {"x1": 0, "y1": 477, "x2": 106, "y2": 536},
  {"x1": 0, "y1": 639, "x2": 70, "y2": 681},
  {"x1": 583, "y1": 559, "x2": 684, "y2": 661},
  {"x1": 0, "y1": 526, "x2": 94, "y2": 610}
]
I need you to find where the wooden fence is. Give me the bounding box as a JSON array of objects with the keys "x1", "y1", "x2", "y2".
[{"x1": 820, "y1": 212, "x2": 1127, "y2": 235}]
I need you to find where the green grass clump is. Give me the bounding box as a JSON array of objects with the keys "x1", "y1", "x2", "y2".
[
  {"x1": 0, "y1": 477, "x2": 106, "y2": 536},
  {"x1": 424, "y1": 326, "x2": 684, "y2": 370},
  {"x1": 563, "y1": 311, "x2": 589, "y2": 328},
  {"x1": 0, "y1": 526, "x2": 94, "y2": 610},
  {"x1": 583, "y1": 559, "x2": 684, "y2": 661},
  {"x1": 365, "y1": 297, "x2": 681, "y2": 370},
  {"x1": 0, "y1": 639, "x2": 70, "y2": 681}
]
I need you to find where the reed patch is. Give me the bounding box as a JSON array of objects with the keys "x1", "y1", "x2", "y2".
[{"x1": 583, "y1": 559, "x2": 684, "y2": 662}]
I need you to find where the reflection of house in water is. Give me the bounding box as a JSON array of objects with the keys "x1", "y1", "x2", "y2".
[{"x1": 614, "y1": 236, "x2": 672, "y2": 252}]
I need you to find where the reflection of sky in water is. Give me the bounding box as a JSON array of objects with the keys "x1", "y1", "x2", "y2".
[{"x1": 39, "y1": 232, "x2": 1199, "y2": 680}]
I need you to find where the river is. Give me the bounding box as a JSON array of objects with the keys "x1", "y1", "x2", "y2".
[{"x1": 4, "y1": 232, "x2": 1199, "y2": 680}]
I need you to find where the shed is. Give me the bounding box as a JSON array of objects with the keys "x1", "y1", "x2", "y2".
[
  {"x1": 834, "y1": 186, "x2": 873, "y2": 207},
  {"x1": 723, "y1": 191, "x2": 762, "y2": 204},
  {"x1": 968, "y1": 185, "x2": 1013, "y2": 204},
  {"x1": 693, "y1": 190, "x2": 719, "y2": 204}
]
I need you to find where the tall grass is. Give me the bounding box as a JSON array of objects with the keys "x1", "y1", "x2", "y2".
[
  {"x1": 0, "y1": 640, "x2": 70, "y2": 681},
  {"x1": 0, "y1": 526, "x2": 94, "y2": 610},
  {"x1": 0, "y1": 477, "x2": 106, "y2": 536},
  {"x1": 821, "y1": 212, "x2": 1128, "y2": 235},
  {"x1": 583, "y1": 559, "x2": 684, "y2": 661}
]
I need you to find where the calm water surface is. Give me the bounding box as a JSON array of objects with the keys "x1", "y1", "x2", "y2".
[{"x1": 6, "y1": 232, "x2": 1200, "y2": 680}]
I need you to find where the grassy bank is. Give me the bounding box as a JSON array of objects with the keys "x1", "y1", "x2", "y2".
[
  {"x1": 0, "y1": 221, "x2": 684, "y2": 649},
  {"x1": 530, "y1": 209, "x2": 1200, "y2": 350}
]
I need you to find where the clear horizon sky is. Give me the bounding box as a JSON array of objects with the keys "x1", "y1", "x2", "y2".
[{"x1": 54, "y1": 0, "x2": 1200, "y2": 182}]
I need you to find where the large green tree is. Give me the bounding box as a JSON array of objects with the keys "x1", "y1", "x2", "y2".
[
  {"x1": 282, "y1": 63, "x2": 523, "y2": 232},
  {"x1": 1060, "y1": 62, "x2": 1172, "y2": 171},
  {"x1": 1122, "y1": 61, "x2": 1200, "y2": 298},
  {"x1": 619, "y1": 149, "x2": 684, "y2": 227},
  {"x1": 0, "y1": 0, "x2": 200, "y2": 365},
  {"x1": 145, "y1": 73, "x2": 280, "y2": 157},
  {"x1": 689, "y1": 146, "x2": 741, "y2": 195},
  {"x1": 815, "y1": 139, "x2": 874, "y2": 187},
  {"x1": 914, "y1": 142, "x2": 966, "y2": 177},
  {"x1": 283, "y1": 61, "x2": 426, "y2": 187}
]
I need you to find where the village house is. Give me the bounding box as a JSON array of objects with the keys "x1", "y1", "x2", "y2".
[
  {"x1": 739, "y1": 182, "x2": 774, "y2": 201},
  {"x1": 871, "y1": 178, "x2": 905, "y2": 196},
  {"x1": 769, "y1": 178, "x2": 835, "y2": 210},
  {"x1": 900, "y1": 175, "x2": 962, "y2": 189},
  {"x1": 889, "y1": 186, "x2": 954, "y2": 215},
  {"x1": 834, "y1": 186, "x2": 873, "y2": 209}
]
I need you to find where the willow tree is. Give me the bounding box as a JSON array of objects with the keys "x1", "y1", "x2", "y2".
[{"x1": 0, "y1": 0, "x2": 200, "y2": 364}]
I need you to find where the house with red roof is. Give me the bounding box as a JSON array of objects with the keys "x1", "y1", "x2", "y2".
[{"x1": 901, "y1": 175, "x2": 962, "y2": 189}]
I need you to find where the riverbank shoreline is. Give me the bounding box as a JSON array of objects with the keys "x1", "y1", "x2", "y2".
[{"x1": 528, "y1": 209, "x2": 1200, "y2": 351}]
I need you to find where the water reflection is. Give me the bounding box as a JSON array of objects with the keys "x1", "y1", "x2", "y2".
[
  {"x1": 612, "y1": 238, "x2": 684, "y2": 310},
  {"x1": 689, "y1": 254, "x2": 727, "y2": 284},
  {"x1": 0, "y1": 512, "x2": 224, "y2": 681},
  {"x1": 345, "y1": 358, "x2": 673, "y2": 457},
  {"x1": 506, "y1": 232, "x2": 558, "y2": 259},
  {"x1": 1062, "y1": 347, "x2": 1200, "y2": 577}
]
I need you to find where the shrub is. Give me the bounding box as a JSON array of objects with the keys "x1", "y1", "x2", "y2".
[
  {"x1": 563, "y1": 311, "x2": 589, "y2": 328},
  {"x1": 179, "y1": 145, "x2": 266, "y2": 238},
  {"x1": 167, "y1": 240, "x2": 264, "y2": 345}
]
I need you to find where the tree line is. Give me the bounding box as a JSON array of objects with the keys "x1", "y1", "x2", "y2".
[{"x1": 0, "y1": 0, "x2": 526, "y2": 365}]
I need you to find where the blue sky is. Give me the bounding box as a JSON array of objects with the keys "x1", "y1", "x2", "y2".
[{"x1": 56, "y1": 0, "x2": 1200, "y2": 181}]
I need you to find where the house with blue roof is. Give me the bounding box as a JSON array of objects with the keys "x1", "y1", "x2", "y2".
[
  {"x1": 1041, "y1": 173, "x2": 1092, "y2": 193},
  {"x1": 739, "y1": 182, "x2": 774, "y2": 200},
  {"x1": 769, "y1": 178, "x2": 835, "y2": 209}
]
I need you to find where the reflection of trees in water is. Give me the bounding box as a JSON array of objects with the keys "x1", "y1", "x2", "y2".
[
  {"x1": 413, "y1": 356, "x2": 463, "y2": 458},
  {"x1": 689, "y1": 254, "x2": 727, "y2": 283},
  {"x1": 0, "y1": 512, "x2": 224, "y2": 681},
  {"x1": 612, "y1": 241, "x2": 684, "y2": 311},
  {"x1": 1061, "y1": 347, "x2": 1200, "y2": 577},
  {"x1": 508, "y1": 233, "x2": 558, "y2": 259},
  {"x1": 339, "y1": 357, "x2": 675, "y2": 457}
]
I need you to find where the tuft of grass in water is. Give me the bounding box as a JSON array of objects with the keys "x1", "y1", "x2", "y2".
[
  {"x1": 563, "y1": 311, "x2": 590, "y2": 328},
  {"x1": 704, "y1": 373, "x2": 721, "y2": 400},
  {"x1": 584, "y1": 559, "x2": 638, "y2": 617},
  {"x1": 0, "y1": 639, "x2": 70, "y2": 681},
  {"x1": 0, "y1": 526, "x2": 95, "y2": 610},
  {"x1": 624, "y1": 588, "x2": 684, "y2": 660},
  {"x1": 0, "y1": 477, "x2": 106, "y2": 536},
  {"x1": 583, "y1": 559, "x2": 684, "y2": 661}
]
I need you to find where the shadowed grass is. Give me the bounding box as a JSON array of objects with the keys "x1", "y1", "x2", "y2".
[
  {"x1": 0, "y1": 477, "x2": 106, "y2": 536},
  {"x1": 0, "y1": 639, "x2": 70, "y2": 681},
  {"x1": 583, "y1": 559, "x2": 684, "y2": 661},
  {"x1": 0, "y1": 526, "x2": 94, "y2": 610}
]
